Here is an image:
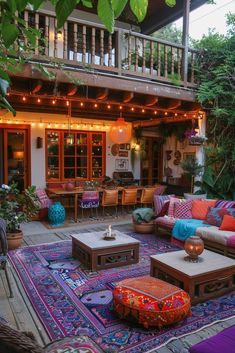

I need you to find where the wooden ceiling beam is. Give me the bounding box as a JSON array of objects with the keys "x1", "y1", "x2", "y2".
[
  {"x1": 123, "y1": 91, "x2": 134, "y2": 103},
  {"x1": 31, "y1": 80, "x2": 43, "y2": 94},
  {"x1": 133, "y1": 115, "x2": 193, "y2": 128},
  {"x1": 96, "y1": 87, "x2": 109, "y2": 100},
  {"x1": 167, "y1": 99, "x2": 181, "y2": 110},
  {"x1": 67, "y1": 84, "x2": 78, "y2": 96},
  {"x1": 145, "y1": 95, "x2": 158, "y2": 106}
]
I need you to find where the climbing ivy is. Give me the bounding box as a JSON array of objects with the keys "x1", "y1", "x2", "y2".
[{"x1": 194, "y1": 14, "x2": 235, "y2": 199}]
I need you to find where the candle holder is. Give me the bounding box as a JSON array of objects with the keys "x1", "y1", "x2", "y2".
[
  {"x1": 184, "y1": 236, "x2": 204, "y2": 263},
  {"x1": 103, "y1": 225, "x2": 116, "y2": 240}
]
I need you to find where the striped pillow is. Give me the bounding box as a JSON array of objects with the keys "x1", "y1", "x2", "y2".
[
  {"x1": 215, "y1": 200, "x2": 235, "y2": 208},
  {"x1": 167, "y1": 197, "x2": 187, "y2": 217},
  {"x1": 154, "y1": 194, "x2": 174, "y2": 217}
]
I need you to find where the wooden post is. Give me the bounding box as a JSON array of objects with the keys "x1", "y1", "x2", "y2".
[{"x1": 182, "y1": 0, "x2": 190, "y2": 86}]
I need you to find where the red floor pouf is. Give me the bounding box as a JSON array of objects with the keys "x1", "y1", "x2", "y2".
[{"x1": 113, "y1": 275, "x2": 191, "y2": 328}]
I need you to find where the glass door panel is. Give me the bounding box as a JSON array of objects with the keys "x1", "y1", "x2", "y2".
[
  {"x1": 76, "y1": 132, "x2": 88, "y2": 179},
  {"x1": 47, "y1": 131, "x2": 60, "y2": 180},
  {"x1": 4, "y1": 130, "x2": 27, "y2": 191},
  {"x1": 91, "y1": 133, "x2": 104, "y2": 179}
]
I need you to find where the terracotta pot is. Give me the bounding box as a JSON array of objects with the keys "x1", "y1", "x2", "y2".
[
  {"x1": 65, "y1": 182, "x2": 75, "y2": 191},
  {"x1": 133, "y1": 222, "x2": 154, "y2": 234},
  {"x1": 7, "y1": 230, "x2": 23, "y2": 250}
]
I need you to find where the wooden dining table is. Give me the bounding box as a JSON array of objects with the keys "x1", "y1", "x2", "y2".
[{"x1": 46, "y1": 186, "x2": 144, "y2": 222}]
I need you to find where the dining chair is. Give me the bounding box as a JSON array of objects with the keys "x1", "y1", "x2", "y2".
[
  {"x1": 101, "y1": 189, "x2": 119, "y2": 217},
  {"x1": 0, "y1": 219, "x2": 13, "y2": 298},
  {"x1": 121, "y1": 188, "x2": 137, "y2": 213},
  {"x1": 139, "y1": 187, "x2": 156, "y2": 207},
  {"x1": 154, "y1": 184, "x2": 167, "y2": 196},
  {"x1": 78, "y1": 191, "x2": 99, "y2": 219}
]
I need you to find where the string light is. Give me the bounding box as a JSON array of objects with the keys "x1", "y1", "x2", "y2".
[
  {"x1": 175, "y1": 113, "x2": 178, "y2": 116},
  {"x1": 131, "y1": 107, "x2": 134, "y2": 111},
  {"x1": 164, "y1": 112, "x2": 168, "y2": 116},
  {"x1": 119, "y1": 105, "x2": 123, "y2": 110},
  {"x1": 66, "y1": 100, "x2": 69, "y2": 106},
  {"x1": 80, "y1": 102, "x2": 84, "y2": 107},
  {"x1": 142, "y1": 109, "x2": 145, "y2": 113},
  {"x1": 22, "y1": 96, "x2": 26, "y2": 101},
  {"x1": 52, "y1": 100, "x2": 56, "y2": 105},
  {"x1": 94, "y1": 103, "x2": 98, "y2": 108},
  {"x1": 154, "y1": 111, "x2": 157, "y2": 115},
  {"x1": 107, "y1": 105, "x2": 111, "y2": 109}
]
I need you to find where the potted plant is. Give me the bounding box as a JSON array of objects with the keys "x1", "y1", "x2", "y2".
[
  {"x1": 0, "y1": 182, "x2": 40, "y2": 249},
  {"x1": 180, "y1": 156, "x2": 206, "y2": 198},
  {"x1": 132, "y1": 208, "x2": 155, "y2": 234}
]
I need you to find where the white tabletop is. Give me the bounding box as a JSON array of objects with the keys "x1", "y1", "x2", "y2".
[
  {"x1": 151, "y1": 250, "x2": 235, "y2": 277},
  {"x1": 71, "y1": 230, "x2": 140, "y2": 250}
]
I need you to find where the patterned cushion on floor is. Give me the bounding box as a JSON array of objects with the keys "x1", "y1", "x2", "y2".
[
  {"x1": 154, "y1": 216, "x2": 176, "y2": 229},
  {"x1": 113, "y1": 275, "x2": 191, "y2": 329}
]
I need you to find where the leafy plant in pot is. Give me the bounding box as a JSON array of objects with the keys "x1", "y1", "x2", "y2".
[
  {"x1": 0, "y1": 183, "x2": 40, "y2": 250},
  {"x1": 180, "y1": 156, "x2": 205, "y2": 198}
]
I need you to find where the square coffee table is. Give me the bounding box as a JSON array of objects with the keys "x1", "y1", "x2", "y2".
[
  {"x1": 72, "y1": 230, "x2": 140, "y2": 271},
  {"x1": 150, "y1": 250, "x2": 235, "y2": 304}
]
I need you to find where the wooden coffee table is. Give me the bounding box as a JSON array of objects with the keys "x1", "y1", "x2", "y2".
[
  {"x1": 150, "y1": 250, "x2": 235, "y2": 304},
  {"x1": 71, "y1": 230, "x2": 140, "y2": 271}
]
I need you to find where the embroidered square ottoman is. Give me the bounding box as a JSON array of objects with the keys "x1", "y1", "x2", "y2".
[{"x1": 113, "y1": 275, "x2": 191, "y2": 328}]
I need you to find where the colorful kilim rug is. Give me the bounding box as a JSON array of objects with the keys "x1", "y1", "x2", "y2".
[{"x1": 9, "y1": 233, "x2": 235, "y2": 353}]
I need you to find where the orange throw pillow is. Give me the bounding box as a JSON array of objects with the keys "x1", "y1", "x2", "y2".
[
  {"x1": 219, "y1": 215, "x2": 235, "y2": 231},
  {"x1": 192, "y1": 199, "x2": 216, "y2": 220}
]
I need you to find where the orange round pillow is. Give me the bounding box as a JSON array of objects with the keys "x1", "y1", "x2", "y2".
[
  {"x1": 113, "y1": 275, "x2": 191, "y2": 328},
  {"x1": 219, "y1": 215, "x2": 235, "y2": 231},
  {"x1": 192, "y1": 199, "x2": 216, "y2": 220}
]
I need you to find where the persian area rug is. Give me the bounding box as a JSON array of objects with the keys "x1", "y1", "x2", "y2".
[{"x1": 9, "y1": 233, "x2": 235, "y2": 353}]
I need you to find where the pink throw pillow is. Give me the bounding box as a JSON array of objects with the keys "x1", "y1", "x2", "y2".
[
  {"x1": 168, "y1": 197, "x2": 186, "y2": 217},
  {"x1": 174, "y1": 200, "x2": 192, "y2": 219}
]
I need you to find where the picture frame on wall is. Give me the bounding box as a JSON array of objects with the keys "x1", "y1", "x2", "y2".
[
  {"x1": 125, "y1": 143, "x2": 130, "y2": 150},
  {"x1": 119, "y1": 144, "x2": 125, "y2": 150},
  {"x1": 119, "y1": 150, "x2": 128, "y2": 157},
  {"x1": 115, "y1": 159, "x2": 129, "y2": 170}
]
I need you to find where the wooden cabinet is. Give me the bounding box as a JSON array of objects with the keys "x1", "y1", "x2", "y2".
[
  {"x1": 46, "y1": 130, "x2": 105, "y2": 182},
  {"x1": 141, "y1": 138, "x2": 163, "y2": 186}
]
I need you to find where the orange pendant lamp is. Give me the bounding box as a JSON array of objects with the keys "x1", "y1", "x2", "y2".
[{"x1": 109, "y1": 114, "x2": 132, "y2": 144}]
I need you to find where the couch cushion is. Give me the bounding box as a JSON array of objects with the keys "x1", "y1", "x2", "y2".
[
  {"x1": 189, "y1": 325, "x2": 235, "y2": 353},
  {"x1": 215, "y1": 200, "x2": 235, "y2": 208},
  {"x1": 219, "y1": 215, "x2": 235, "y2": 231},
  {"x1": 36, "y1": 188, "x2": 53, "y2": 209},
  {"x1": 174, "y1": 200, "x2": 192, "y2": 219},
  {"x1": 192, "y1": 199, "x2": 216, "y2": 220},
  {"x1": 196, "y1": 226, "x2": 235, "y2": 246},
  {"x1": 113, "y1": 275, "x2": 191, "y2": 329},
  {"x1": 168, "y1": 197, "x2": 187, "y2": 217},
  {"x1": 154, "y1": 216, "x2": 176, "y2": 229},
  {"x1": 204, "y1": 207, "x2": 235, "y2": 227},
  {"x1": 153, "y1": 194, "x2": 173, "y2": 217}
]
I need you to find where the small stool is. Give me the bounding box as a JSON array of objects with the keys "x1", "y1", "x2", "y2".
[{"x1": 113, "y1": 275, "x2": 191, "y2": 328}]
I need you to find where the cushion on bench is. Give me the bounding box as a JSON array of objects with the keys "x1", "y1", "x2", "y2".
[{"x1": 189, "y1": 325, "x2": 235, "y2": 353}]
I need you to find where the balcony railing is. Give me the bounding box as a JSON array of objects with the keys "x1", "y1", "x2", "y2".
[{"x1": 22, "y1": 10, "x2": 197, "y2": 88}]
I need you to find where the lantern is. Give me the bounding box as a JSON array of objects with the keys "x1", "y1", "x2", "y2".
[
  {"x1": 184, "y1": 236, "x2": 204, "y2": 263},
  {"x1": 109, "y1": 117, "x2": 131, "y2": 144}
]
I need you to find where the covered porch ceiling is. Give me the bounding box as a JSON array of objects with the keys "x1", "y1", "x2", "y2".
[{"x1": 7, "y1": 64, "x2": 201, "y2": 127}]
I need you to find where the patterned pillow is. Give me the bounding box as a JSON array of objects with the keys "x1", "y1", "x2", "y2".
[
  {"x1": 204, "y1": 207, "x2": 235, "y2": 226},
  {"x1": 192, "y1": 199, "x2": 217, "y2": 220},
  {"x1": 167, "y1": 197, "x2": 187, "y2": 217},
  {"x1": 174, "y1": 200, "x2": 192, "y2": 219},
  {"x1": 153, "y1": 194, "x2": 174, "y2": 217},
  {"x1": 215, "y1": 200, "x2": 235, "y2": 208},
  {"x1": 36, "y1": 188, "x2": 53, "y2": 208}
]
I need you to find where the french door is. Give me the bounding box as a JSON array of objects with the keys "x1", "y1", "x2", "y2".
[
  {"x1": 141, "y1": 137, "x2": 163, "y2": 186},
  {"x1": 2, "y1": 127, "x2": 30, "y2": 191}
]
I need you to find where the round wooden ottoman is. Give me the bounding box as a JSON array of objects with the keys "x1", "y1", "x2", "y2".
[{"x1": 113, "y1": 275, "x2": 191, "y2": 328}]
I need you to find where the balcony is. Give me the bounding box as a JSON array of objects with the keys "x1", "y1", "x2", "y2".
[{"x1": 21, "y1": 10, "x2": 197, "y2": 89}]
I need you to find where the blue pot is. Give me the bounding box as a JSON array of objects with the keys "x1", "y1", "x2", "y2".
[{"x1": 48, "y1": 202, "x2": 65, "y2": 226}]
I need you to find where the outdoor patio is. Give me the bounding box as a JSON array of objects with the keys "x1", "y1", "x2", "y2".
[{"x1": 1, "y1": 218, "x2": 235, "y2": 353}]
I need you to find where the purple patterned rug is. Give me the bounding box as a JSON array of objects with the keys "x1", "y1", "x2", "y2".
[{"x1": 9, "y1": 232, "x2": 235, "y2": 353}]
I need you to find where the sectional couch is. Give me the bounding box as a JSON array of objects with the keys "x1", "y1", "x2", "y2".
[{"x1": 154, "y1": 196, "x2": 235, "y2": 258}]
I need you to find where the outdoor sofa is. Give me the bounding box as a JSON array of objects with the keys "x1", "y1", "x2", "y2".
[{"x1": 154, "y1": 196, "x2": 235, "y2": 258}]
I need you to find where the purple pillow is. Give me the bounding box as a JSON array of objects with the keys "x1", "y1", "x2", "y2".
[
  {"x1": 189, "y1": 325, "x2": 235, "y2": 353},
  {"x1": 204, "y1": 207, "x2": 235, "y2": 227},
  {"x1": 215, "y1": 200, "x2": 235, "y2": 208}
]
